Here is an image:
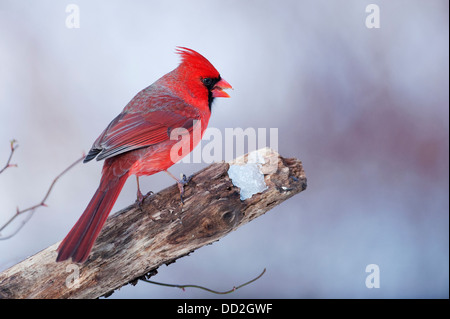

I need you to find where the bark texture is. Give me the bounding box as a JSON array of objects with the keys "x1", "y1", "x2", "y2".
[{"x1": 0, "y1": 148, "x2": 306, "y2": 299}]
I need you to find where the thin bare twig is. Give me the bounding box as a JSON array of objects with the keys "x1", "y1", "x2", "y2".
[
  {"x1": 0, "y1": 154, "x2": 85, "y2": 240},
  {"x1": 140, "y1": 268, "x2": 266, "y2": 295},
  {"x1": 0, "y1": 140, "x2": 18, "y2": 175}
]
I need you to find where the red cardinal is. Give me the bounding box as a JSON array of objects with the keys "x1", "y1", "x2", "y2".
[{"x1": 56, "y1": 47, "x2": 232, "y2": 263}]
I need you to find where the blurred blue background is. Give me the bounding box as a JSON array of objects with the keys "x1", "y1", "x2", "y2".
[{"x1": 0, "y1": 0, "x2": 448, "y2": 298}]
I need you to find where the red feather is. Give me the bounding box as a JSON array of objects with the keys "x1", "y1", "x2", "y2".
[{"x1": 57, "y1": 47, "x2": 231, "y2": 263}]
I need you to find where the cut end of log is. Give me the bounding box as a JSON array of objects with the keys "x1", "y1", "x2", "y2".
[{"x1": 228, "y1": 147, "x2": 306, "y2": 200}]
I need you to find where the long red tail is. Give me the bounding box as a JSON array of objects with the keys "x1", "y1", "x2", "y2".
[{"x1": 56, "y1": 172, "x2": 129, "y2": 263}]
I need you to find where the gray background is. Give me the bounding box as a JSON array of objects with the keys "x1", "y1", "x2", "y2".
[{"x1": 0, "y1": 0, "x2": 448, "y2": 298}]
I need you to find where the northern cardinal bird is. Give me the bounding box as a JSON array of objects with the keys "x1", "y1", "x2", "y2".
[{"x1": 56, "y1": 47, "x2": 232, "y2": 263}]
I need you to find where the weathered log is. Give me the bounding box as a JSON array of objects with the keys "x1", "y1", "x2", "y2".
[{"x1": 0, "y1": 148, "x2": 306, "y2": 299}]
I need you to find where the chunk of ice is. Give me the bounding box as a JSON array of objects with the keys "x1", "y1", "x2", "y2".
[{"x1": 228, "y1": 163, "x2": 268, "y2": 200}]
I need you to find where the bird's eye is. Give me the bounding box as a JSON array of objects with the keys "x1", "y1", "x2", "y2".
[{"x1": 202, "y1": 78, "x2": 213, "y2": 87}]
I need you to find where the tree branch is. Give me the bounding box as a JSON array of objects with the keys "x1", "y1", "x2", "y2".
[
  {"x1": 140, "y1": 268, "x2": 266, "y2": 294},
  {"x1": 0, "y1": 155, "x2": 85, "y2": 240},
  {"x1": 0, "y1": 148, "x2": 307, "y2": 299},
  {"x1": 0, "y1": 140, "x2": 18, "y2": 175}
]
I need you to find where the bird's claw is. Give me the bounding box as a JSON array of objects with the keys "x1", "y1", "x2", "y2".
[
  {"x1": 136, "y1": 190, "x2": 154, "y2": 208},
  {"x1": 178, "y1": 174, "x2": 193, "y2": 204}
]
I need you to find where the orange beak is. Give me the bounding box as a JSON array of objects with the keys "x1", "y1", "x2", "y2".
[{"x1": 212, "y1": 78, "x2": 233, "y2": 98}]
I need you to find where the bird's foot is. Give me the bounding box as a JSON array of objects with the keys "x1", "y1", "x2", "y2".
[
  {"x1": 136, "y1": 190, "x2": 154, "y2": 208},
  {"x1": 164, "y1": 170, "x2": 193, "y2": 205},
  {"x1": 177, "y1": 174, "x2": 193, "y2": 204}
]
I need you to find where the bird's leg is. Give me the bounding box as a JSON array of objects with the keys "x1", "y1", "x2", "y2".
[
  {"x1": 135, "y1": 176, "x2": 153, "y2": 207},
  {"x1": 164, "y1": 170, "x2": 192, "y2": 204},
  {"x1": 136, "y1": 176, "x2": 144, "y2": 204}
]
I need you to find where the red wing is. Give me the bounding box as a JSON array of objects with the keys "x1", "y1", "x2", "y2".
[{"x1": 86, "y1": 102, "x2": 201, "y2": 162}]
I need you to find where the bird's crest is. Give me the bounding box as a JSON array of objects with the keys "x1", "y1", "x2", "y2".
[{"x1": 175, "y1": 47, "x2": 220, "y2": 77}]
